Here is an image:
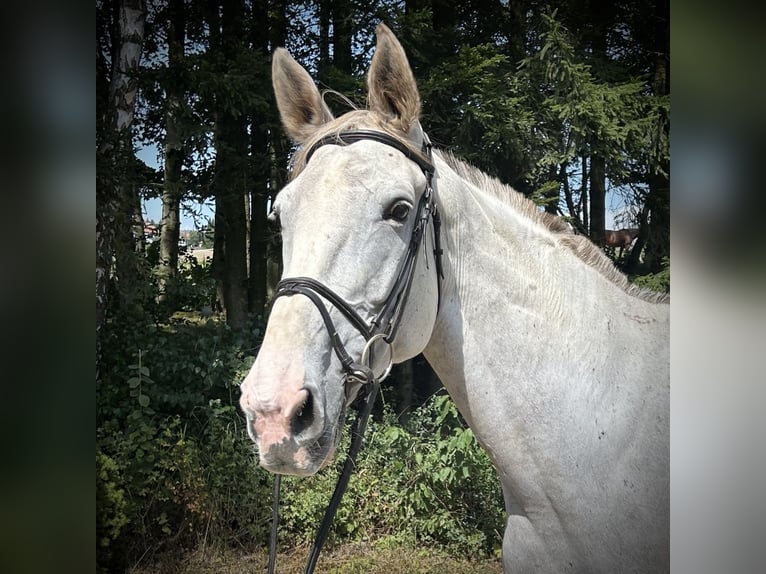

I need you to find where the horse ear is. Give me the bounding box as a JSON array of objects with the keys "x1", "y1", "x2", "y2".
[
  {"x1": 367, "y1": 23, "x2": 420, "y2": 133},
  {"x1": 272, "y1": 48, "x2": 333, "y2": 144}
]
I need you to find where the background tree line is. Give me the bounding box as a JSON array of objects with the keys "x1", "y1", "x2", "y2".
[
  {"x1": 97, "y1": 0, "x2": 669, "y2": 343},
  {"x1": 96, "y1": 0, "x2": 669, "y2": 570}
]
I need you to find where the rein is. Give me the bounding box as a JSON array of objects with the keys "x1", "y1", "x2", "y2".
[{"x1": 266, "y1": 129, "x2": 443, "y2": 574}]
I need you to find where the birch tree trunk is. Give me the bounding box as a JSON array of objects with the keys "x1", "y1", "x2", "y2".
[
  {"x1": 158, "y1": 0, "x2": 186, "y2": 303},
  {"x1": 96, "y1": 0, "x2": 146, "y2": 377}
]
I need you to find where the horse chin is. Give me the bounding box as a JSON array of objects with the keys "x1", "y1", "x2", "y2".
[
  {"x1": 318, "y1": 438, "x2": 339, "y2": 470},
  {"x1": 318, "y1": 418, "x2": 344, "y2": 470}
]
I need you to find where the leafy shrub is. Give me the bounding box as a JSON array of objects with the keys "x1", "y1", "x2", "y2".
[
  {"x1": 97, "y1": 315, "x2": 273, "y2": 571},
  {"x1": 96, "y1": 451, "x2": 129, "y2": 573},
  {"x1": 279, "y1": 394, "x2": 505, "y2": 558},
  {"x1": 98, "y1": 313, "x2": 504, "y2": 570},
  {"x1": 162, "y1": 250, "x2": 217, "y2": 313},
  {"x1": 632, "y1": 256, "x2": 670, "y2": 294}
]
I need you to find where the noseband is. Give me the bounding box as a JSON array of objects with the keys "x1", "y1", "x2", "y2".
[
  {"x1": 272, "y1": 129, "x2": 444, "y2": 387},
  {"x1": 267, "y1": 129, "x2": 444, "y2": 574}
]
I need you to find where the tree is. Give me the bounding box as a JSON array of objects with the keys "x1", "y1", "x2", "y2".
[
  {"x1": 206, "y1": 0, "x2": 251, "y2": 330},
  {"x1": 627, "y1": 0, "x2": 669, "y2": 274},
  {"x1": 97, "y1": 0, "x2": 147, "y2": 375},
  {"x1": 157, "y1": 0, "x2": 187, "y2": 302},
  {"x1": 512, "y1": 6, "x2": 668, "y2": 266}
]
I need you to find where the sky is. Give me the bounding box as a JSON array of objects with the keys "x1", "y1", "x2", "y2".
[{"x1": 137, "y1": 145, "x2": 215, "y2": 230}]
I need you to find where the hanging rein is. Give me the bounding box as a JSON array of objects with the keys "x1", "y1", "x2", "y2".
[{"x1": 266, "y1": 130, "x2": 443, "y2": 574}]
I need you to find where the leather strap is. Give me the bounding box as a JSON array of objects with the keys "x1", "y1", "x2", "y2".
[{"x1": 303, "y1": 129, "x2": 435, "y2": 175}]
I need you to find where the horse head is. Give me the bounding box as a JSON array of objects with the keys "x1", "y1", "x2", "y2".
[{"x1": 239, "y1": 24, "x2": 441, "y2": 476}]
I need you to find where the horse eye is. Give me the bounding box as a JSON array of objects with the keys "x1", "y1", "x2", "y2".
[{"x1": 387, "y1": 201, "x2": 411, "y2": 223}]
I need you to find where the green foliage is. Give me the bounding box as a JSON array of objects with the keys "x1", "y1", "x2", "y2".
[
  {"x1": 100, "y1": 310, "x2": 487, "y2": 562},
  {"x1": 279, "y1": 394, "x2": 504, "y2": 558},
  {"x1": 162, "y1": 251, "x2": 217, "y2": 313},
  {"x1": 119, "y1": 242, "x2": 216, "y2": 320},
  {"x1": 98, "y1": 309, "x2": 504, "y2": 569},
  {"x1": 516, "y1": 10, "x2": 659, "y2": 190},
  {"x1": 96, "y1": 451, "x2": 129, "y2": 572},
  {"x1": 632, "y1": 257, "x2": 670, "y2": 293},
  {"x1": 97, "y1": 315, "x2": 272, "y2": 571},
  {"x1": 419, "y1": 42, "x2": 535, "y2": 188}
]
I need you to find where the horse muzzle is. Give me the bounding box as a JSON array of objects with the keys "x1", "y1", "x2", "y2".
[{"x1": 240, "y1": 378, "x2": 342, "y2": 476}]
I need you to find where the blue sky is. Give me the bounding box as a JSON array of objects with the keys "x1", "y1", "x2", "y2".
[{"x1": 138, "y1": 145, "x2": 215, "y2": 229}]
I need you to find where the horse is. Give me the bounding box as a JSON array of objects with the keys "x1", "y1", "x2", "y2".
[
  {"x1": 240, "y1": 24, "x2": 669, "y2": 573},
  {"x1": 605, "y1": 228, "x2": 640, "y2": 258}
]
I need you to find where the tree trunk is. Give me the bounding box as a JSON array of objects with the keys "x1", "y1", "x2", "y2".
[
  {"x1": 96, "y1": 0, "x2": 146, "y2": 376},
  {"x1": 580, "y1": 154, "x2": 588, "y2": 233},
  {"x1": 318, "y1": 0, "x2": 330, "y2": 83},
  {"x1": 158, "y1": 0, "x2": 186, "y2": 303},
  {"x1": 133, "y1": 186, "x2": 146, "y2": 254},
  {"x1": 267, "y1": 0, "x2": 288, "y2": 300},
  {"x1": 643, "y1": 0, "x2": 670, "y2": 274},
  {"x1": 332, "y1": 0, "x2": 353, "y2": 74},
  {"x1": 544, "y1": 163, "x2": 558, "y2": 214},
  {"x1": 205, "y1": 1, "x2": 225, "y2": 314},
  {"x1": 561, "y1": 162, "x2": 587, "y2": 235},
  {"x1": 589, "y1": 152, "x2": 606, "y2": 246},
  {"x1": 112, "y1": 175, "x2": 145, "y2": 314},
  {"x1": 248, "y1": 0, "x2": 270, "y2": 318},
  {"x1": 626, "y1": 201, "x2": 651, "y2": 273},
  {"x1": 212, "y1": 199, "x2": 226, "y2": 313},
  {"x1": 216, "y1": 0, "x2": 249, "y2": 331}
]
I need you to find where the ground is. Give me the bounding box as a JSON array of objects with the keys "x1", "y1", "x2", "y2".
[{"x1": 130, "y1": 543, "x2": 503, "y2": 574}]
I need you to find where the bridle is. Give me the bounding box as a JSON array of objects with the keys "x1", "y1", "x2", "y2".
[
  {"x1": 266, "y1": 129, "x2": 444, "y2": 574},
  {"x1": 275, "y1": 129, "x2": 443, "y2": 387}
]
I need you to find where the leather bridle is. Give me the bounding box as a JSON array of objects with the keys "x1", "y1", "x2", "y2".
[
  {"x1": 266, "y1": 129, "x2": 444, "y2": 574},
  {"x1": 272, "y1": 129, "x2": 444, "y2": 388}
]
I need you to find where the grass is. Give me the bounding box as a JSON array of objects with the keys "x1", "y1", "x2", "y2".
[{"x1": 129, "y1": 542, "x2": 503, "y2": 574}]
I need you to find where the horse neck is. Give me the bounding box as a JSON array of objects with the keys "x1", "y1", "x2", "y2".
[{"x1": 423, "y1": 157, "x2": 668, "y2": 433}]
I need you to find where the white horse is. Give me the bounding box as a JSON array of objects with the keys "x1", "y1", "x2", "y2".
[{"x1": 240, "y1": 24, "x2": 669, "y2": 573}]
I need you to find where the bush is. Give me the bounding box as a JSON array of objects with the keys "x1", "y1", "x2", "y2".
[
  {"x1": 162, "y1": 250, "x2": 217, "y2": 313},
  {"x1": 97, "y1": 313, "x2": 504, "y2": 570},
  {"x1": 632, "y1": 256, "x2": 670, "y2": 294},
  {"x1": 96, "y1": 451, "x2": 129, "y2": 573},
  {"x1": 96, "y1": 315, "x2": 273, "y2": 571},
  {"x1": 279, "y1": 394, "x2": 505, "y2": 558}
]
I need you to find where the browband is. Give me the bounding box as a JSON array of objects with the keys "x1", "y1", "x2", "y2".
[{"x1": 303, "y1": 129, "x2": 435, "y2": 175}]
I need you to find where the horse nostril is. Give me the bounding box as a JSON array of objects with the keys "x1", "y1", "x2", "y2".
[{"x1": 291, "y1": 388, "x2": 315, "y2": 436}]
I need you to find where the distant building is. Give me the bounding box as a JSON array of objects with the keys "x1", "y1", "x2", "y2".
[{"x1": 144, "y1": 223, "x2": 159, "y2": 243}]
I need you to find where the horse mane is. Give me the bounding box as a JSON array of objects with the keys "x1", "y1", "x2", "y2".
[{"x1": 439, "y1": 152, "x2": 669, "y2": 304}]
